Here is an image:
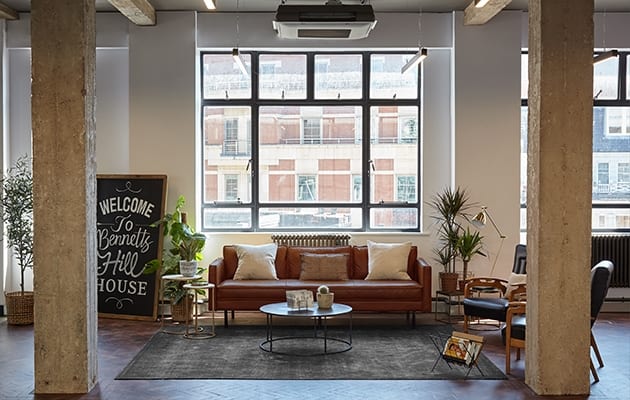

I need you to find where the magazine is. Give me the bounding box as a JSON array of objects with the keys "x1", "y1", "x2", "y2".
[{"x1": 442, "y1": 331, "x2": 483, "y2": 366}]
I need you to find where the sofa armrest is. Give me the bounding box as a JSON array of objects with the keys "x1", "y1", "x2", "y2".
[
  {"x1": 208, "y1": 257, "x2": 225, "y2": 285},
  {"x1": 417, "y1": 258, "x2": 432, "y2": 312}
]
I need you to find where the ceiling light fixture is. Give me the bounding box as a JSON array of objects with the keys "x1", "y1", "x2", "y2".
[
  {"x1": 401, "y1": 6, "x2": 428, "y2": 75},
  {"x1": 203, "y1": 0, "x2": 216, "y2": 10},
  {"x1": 475, "y1": 0, "x2": 490, "y2": 8},
  {"x1": 232, "y1": 48, "x2": 249, "y2": 77},
  {"x1": 233, "y1": 0, "x2": 249, "y2": 78},
  {"x1": 594, "y1": 49, "x2": 618, "y2": 64}
]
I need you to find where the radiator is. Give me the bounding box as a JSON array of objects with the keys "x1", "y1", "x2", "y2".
[
  {"x1": 271, "y1": 233, "x2": 351, "y2": 247},
  {"x1": 592, "y1": 235, "x2": 630, "y2": 288}
]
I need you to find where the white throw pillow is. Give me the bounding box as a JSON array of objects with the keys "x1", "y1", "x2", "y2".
[
  {"x1": 365, "y1": 240, "x2": 412, "y2": 280},
  {"x1": 233, "y1": 243, "x2": 279, "y2": 280},
  {"x1": 504, "y1": 272, "x2": 527, "y2": 299}
]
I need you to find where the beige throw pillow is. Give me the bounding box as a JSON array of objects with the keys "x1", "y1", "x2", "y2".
[
  {"x1": 299, "y1": 253, "x2": 349, "y2": 281},
  {"x1": 233, "y1": 243, "x2": 279, "y2": 280},
  {"x1": 504, "y1": 272, "x2": 527, "y2": 299},
  {"x1": 365, "y1": 240, "x2": 412, "y2": 280}
]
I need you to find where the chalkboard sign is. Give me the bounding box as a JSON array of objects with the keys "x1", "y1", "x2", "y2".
[{"x1": 96, "y1": 175, "x2": 167, "y2": 320}]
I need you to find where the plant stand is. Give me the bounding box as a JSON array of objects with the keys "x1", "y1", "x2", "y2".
[{"x1": 159, "y1": 274, "x2": 201, "y2": 334}]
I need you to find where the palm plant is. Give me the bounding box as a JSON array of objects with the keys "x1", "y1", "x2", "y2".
[
  {"x1": 456, "y1": 227, "x2": 486, "y2": 284},
  {"x1": 428, "y1": 187, "x2": 472, "y2": 273}
]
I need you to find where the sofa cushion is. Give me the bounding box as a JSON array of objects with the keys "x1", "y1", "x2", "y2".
[
  {"x1": 233, "y1": 243, "x2": 279, "y2": 280},
  {"x1": 504, "y1": 272, "x2": 527, "y2": 299},
  {"x1": 286, "y1": 246, "x2": 353, "y2": 279},
  {"x1": 299, "y1": 253, "x2": 349, "y2": 281},
  {"x1": 365, "y1": 241, "x2": 412, "y2": 280}
]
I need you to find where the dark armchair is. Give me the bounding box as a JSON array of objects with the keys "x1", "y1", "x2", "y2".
[{"x1": 463, "y1": 244, "x2": 527, "y2": 332}]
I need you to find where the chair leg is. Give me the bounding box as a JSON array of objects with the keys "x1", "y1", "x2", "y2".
[
  {"x1": 505, "y1": 344, "x2": 511, "y2": 374},
  {"x1": 463, "y1": 315, "x2": 469, "y2": 332},
  {"x1": 591, "y1": 331, "x2": 604, "y2": 368},
  {"x1": 590, "y1": 358, "x2": 600, "y2": 383},
  {"x1": 516, "y1": 348, "x2": 521, "y2": 361}
]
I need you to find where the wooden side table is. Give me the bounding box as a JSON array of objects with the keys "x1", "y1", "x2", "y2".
[
  {"x1": 183, "y1": 282, "x2": 216, "y2": 339},
  {"x1": 159, "y1": 274, "x2": 202, "y2": 334}
]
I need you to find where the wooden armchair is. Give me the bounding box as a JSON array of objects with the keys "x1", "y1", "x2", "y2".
[
  {"x1": 462, "y1": 244, "x2": 527, "y2": 331},
  {"x1": 503, "y1": 301, "x2": 526, "y2": 374}
]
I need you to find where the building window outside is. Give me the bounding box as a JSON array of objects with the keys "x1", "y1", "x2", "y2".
[
  {"x1": 520, "y1": 52, "x2": 630, "y2": 233},
  {"x1": 297, "y1": 175, "x2": 317, "y2": 201},
  {"x1": 396, "y1": 176, "x2": 416, "y2": 202},
  {"x1": 201, "y1": 51, "x2": 421, "y2": 231},
  {"x1": 224, "y1": 174, "x2": 239, "y2": 201}
]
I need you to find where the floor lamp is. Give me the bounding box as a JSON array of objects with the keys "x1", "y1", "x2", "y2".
[{"x1": 471, "y1": 206, "x2": 506, "y2": 276}]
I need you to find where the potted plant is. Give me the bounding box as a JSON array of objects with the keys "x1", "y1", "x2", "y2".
[
  {"x1": 0, "y1": 156, "x2": 34, "y2": 325},
  {"x1": 316, "y1": 285, "x2": 334, "y2": 309},
  {"x1": 428, "y1": 187, "x2": 472, "y2": 293},
  {"x1": 144, "y1": 195, "x2": 206, "y2": 321},
  {"x1": 456, "y1": 227, "x2": 486, "y2": 291}
]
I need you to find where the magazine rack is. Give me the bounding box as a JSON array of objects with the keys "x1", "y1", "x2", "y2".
[{"x1": 430, "y1": 331, "x2": 485, "y2": 377}]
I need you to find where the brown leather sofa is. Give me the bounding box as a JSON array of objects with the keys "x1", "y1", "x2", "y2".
[{"x1": 208, "y1": 244, "x2": 432, "y2": 326}]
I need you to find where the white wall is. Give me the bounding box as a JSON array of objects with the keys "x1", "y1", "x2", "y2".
[
  {"x1": 453, "y1": 11, "x2": 523, "y2": 280},
  {"x1": 5, "y1": 11, "x2": 628, "y2": 297}
]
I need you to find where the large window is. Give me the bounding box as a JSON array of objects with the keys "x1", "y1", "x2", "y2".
[
  {"x1": 201, "y1": 52, "x2": 421, "y2": 231},
  {"x1": 520, "y1": 52, "x2": 630, "y2": 233}
]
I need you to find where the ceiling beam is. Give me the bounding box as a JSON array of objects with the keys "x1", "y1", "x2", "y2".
[
  {"x1": 108, "y1": 0, "x2": 155, "y2": 26},
  {"x1": 464, "y1": 0, "x2": 512, "y2": 25},
  {"x1": 0, "y1": 2, "x2": 18, "y2": 20}
]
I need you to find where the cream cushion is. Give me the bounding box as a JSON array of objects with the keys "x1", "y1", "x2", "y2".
[
  {"x1": 365, "y1": 240, "x2": 412, "y2": 280},
  {"x1": 504, "y1": 272, "x2": 527, "y2": 298},
  {"x1": 299, "y1": 253, "x2": 349, "y2": 280},
  {"x1": 233, "y1": 243, "x2": 279, "y2": 280}
]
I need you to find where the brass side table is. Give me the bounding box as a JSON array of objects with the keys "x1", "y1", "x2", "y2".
[
  {"x1": 159, "y1": 274, "x2": 202, "y2": 334},
  {"x1": 183, "y1": 282, "x2": 216, "y2": 339}
]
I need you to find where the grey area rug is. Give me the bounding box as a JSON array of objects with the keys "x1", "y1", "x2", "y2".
[{"x1": 117, "y1": 325, "x2": 506, "y2": 380}]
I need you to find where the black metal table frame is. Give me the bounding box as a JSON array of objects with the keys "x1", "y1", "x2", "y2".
[{"x1": 260, "y1": 307, "x2": 353, "y2": 356}]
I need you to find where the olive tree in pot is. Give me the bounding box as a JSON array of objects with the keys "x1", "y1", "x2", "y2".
[
  {"x1": 1, "y1": 156, "x2": 34, "y2": 325},
  {"x1": 428, "y1": 187, "x2": 472, "y2": 293},
  {"x1": 144, "y1": 195, "x2": 206, "y2": 322}
]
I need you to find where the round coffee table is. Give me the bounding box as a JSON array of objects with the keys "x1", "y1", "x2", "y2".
[{"x1": 259, "y1": 302, "x2": 353, "y2": 356}]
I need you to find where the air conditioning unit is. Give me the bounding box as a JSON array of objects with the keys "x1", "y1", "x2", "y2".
[{"x1": 272, "y1": 3, "x2": 377, "y2": 40}]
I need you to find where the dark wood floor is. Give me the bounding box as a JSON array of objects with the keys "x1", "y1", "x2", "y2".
[{"x1": 1, "y1": 311, "x2": 629, "y2": 400}]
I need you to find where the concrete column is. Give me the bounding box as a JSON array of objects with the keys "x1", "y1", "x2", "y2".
[
  {"x1": 527, "y1": 0, "x2": 593, "y2": 395},
  {"x1": 31, "y1": 0, "x2": 97, "y2": 394}
]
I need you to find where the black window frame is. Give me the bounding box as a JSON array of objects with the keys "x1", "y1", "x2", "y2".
[{"x1": 199, "y1": 50, "x2": 422, "y2": 232}]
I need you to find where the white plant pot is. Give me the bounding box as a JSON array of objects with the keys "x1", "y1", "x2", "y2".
[
  {"x1": 317, "y1": 293, "x2": 334, "y2": 309},
  {"x1": 179, "y1": 260, "x2": 198, "y2": 277}
]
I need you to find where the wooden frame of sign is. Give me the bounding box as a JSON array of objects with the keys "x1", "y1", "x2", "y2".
[{"x1": 96, "y1": 175, "x2": 167, "y2": 321}]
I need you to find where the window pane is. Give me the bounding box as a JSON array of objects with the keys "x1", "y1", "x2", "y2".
[
  {"x1": 593, "y1": 106, "x2": 630, "y2": 205},
  {"x1": 259, "y1": 54, "x2": 306, "y2": 99},
  {"x1": 314, "y1": 54, "x2": 362, "y2": 99},
  {"x1": 203, "y1": 106, "x2": 252, "y2": 204},
  {"x1": 203, "y1": 208, "x2": 251, "y2": 229},
  {"x1": 203, "y1": 53, "x2": 251, "y2": 99},
  {"x1": 521, "y1": 53, "x2": 528, "y2": 99},
  {"x1": 592, "y1": 208, "x2": 630, "y2": 230},
  {"x1": 593, "y1": 56, "x2": 618, "y2": 100},
  {"x1": 370, "y1": 208, "x2": 418, "y2": 229},
  {"x1": 520, "y1": 106, "x2": 528, "y2": 205},
  {"x1": 370, "y1": 106, "x2": 419, "y2": 203},
  {"x1": 259, "y1": 106, "x2": 362, "y2": 203},
  {"x1": 370, "y1": 54, "x2": 418, "y2": 99},
  {"x1": 259, "y1": 207, "x2": 362, "y2": 229}
]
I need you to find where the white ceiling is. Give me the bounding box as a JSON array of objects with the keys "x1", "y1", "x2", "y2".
[{"x1": 2, "y1": 0, "x2": 630, "y2": 13}]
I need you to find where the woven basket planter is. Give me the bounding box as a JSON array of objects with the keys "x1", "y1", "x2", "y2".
[
  {"x1": 170, "y1": 295, "x2": 193, "y2": 323},
  {"x1": 5, "y1": 291, "x2": 34, "y2": 325}
]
